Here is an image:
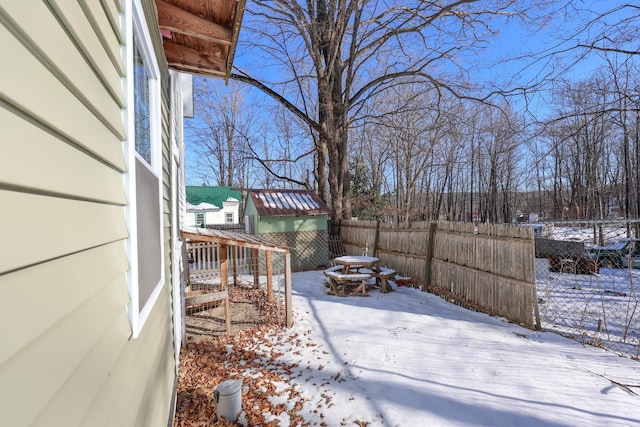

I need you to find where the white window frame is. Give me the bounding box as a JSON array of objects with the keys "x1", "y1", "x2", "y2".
[
  {"x1": 225, "y1": 212, "x2": 234, "y2": 223},
  {"x1": 195, "y1": 212, "x2": 206, "y2": 227},
  {"x1": 123, "y1": 0, "x2": 165, "y2": 338}
]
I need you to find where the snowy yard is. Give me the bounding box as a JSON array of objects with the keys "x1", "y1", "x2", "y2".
[
  {"x1": 537, "y1": 267, "x2": 640, "y2": 357},
  {"x1": 537, "y1": 224, "x2": 640, "y2": 357},
  {"x1": 176, "y1": 270, "x2": 640, "y2": 427}
]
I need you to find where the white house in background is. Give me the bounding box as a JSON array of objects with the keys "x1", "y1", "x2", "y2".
[{"x1": 185, "y1": 186, "x2": 242, "y2": 227}]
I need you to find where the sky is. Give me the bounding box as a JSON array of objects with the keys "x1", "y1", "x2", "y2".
[
  {"x1": 222, "y1": 269, "x2": 640, "y2": 426},
  {"x1": 182, "y1": 1, "x2": 638, "y2": 187}
]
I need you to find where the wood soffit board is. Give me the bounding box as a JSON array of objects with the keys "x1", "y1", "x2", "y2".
[{"x1": 155, "y1": 0, "x2": 246, "y2": 80}]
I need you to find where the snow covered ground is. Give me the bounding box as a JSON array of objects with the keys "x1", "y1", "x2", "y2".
[
  {"x1": 537, "y1": 267, "x2": 640, "y2": 357},
  {"x1": 238, "y1": 270, "x2": 640, "y2": 426},
  {"x1": 534, "y1": 224, "x2": 639, "y2": 357}
]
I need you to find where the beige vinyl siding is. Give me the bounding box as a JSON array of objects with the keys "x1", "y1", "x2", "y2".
[
  {"x1": 0, "y1": 275, "x2": 129, "y2": 427},
  {"x1": 0, "y1": 241, "x2": 128, "y2": 365},
  {"x1": 0, "y1": 19, "x2": 124, "y2": 171},
  {"x1": 3, "y1": 0, "x2": 125, "y2": 126},
  {"x1": 79, "y1": 0, "x2": 125, "y2": 77},
  {"x1": 0, "y1": 190, "x2": 128, "y2": 273},
  {"x1": 47, "y1": 0, "x2": 126, "y2": 111},
  {"x1": 0, "y1": 0, "x2": 176, "y2": 425},
  {"x1": 0, "y1": 106, "x2": 126, "y2": 204},
  {"x1": 77, "y1": 291, "x2": 173, "y2": 427},
  {"x1": 100, "y1": 0, "x2": 124, "y2": 45},
  {"x1": 107, "y1": 289, "x2": 175, "y2": 427}
]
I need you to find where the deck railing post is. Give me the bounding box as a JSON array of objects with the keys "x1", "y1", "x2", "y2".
[{"x1": 285, "y1": 252, "x2": 293, "y2": 327}]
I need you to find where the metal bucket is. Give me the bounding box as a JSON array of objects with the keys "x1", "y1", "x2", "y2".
[{"x1": 214, "y1": 379, "x2": 242, "y2": 422}]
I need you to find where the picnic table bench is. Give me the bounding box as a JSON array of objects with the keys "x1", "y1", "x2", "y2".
[
  {"x1": 324, "y1": 259, "x2": 397, "y2": 295},
  {"x1": 324, "y1": 267, "x2": 370, "y2": 296},
  {"x1": 356, "y1": 267, "x2": 395, "y2": 293}
]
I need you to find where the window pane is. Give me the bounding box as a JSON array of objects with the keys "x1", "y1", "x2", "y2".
[
  {"x1": 135, "y1": 158, "x2": 161, "y2": 309},
  {"x1": 133, "y1": 39, "x2": 151, "y2": 164}
]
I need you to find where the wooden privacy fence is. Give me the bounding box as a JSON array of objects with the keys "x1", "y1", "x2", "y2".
[{"x1": 339, "y1": 220, "x2": 539, "y2": 329}]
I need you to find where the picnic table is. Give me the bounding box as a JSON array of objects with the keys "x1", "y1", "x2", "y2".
[
  {"x1": 333, "y1": 255, "x2": 380, "y2": 274},
  {"x1": 325, "y1": 255, "x2": 396, "y2": 295}
]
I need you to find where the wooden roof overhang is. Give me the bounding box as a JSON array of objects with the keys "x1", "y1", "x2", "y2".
[
  {"x1": 155, "y1": 0, "x2": 246, "y2": 80},
  {"x1": 181, "y1": 227, "x2": 290, "y2": 253}
]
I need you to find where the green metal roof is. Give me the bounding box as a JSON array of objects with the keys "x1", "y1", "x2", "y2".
[{"x1": 185, "y1": 186, "x2": 242, "y2": 208}]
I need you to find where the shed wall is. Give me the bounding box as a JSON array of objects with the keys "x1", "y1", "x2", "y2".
[
  {"x1": 257, "y1": 215, "x2": 328, "y2": 234},
  {"x1": 259, "y1": 229, "x2": 331, "y2": 270}
]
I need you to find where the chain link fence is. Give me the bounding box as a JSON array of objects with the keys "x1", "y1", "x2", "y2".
[{"x1": 534, "y1": 220, "x2": 640, "y2": 358}]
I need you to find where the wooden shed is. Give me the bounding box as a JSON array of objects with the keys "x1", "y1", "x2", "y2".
[{"x1": 244, "y1": 189, "x2": 331, "y2": 270}]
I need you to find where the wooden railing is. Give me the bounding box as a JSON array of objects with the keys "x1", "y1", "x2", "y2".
[{"x1": 187, "y1": 241, "x2": 254, "y2": 284}]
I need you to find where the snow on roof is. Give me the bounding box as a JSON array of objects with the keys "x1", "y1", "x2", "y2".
[
  {"x1": 186, "y1": 186, "x2": 242, "y2": 208},
  {"x1": 186, "y1": 202, "x2": 219, "y2": 210},
  {"x1": 247, "y1": 189, "x2": 331, "y2": 217}
]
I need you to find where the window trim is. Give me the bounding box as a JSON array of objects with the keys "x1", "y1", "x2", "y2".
[
  {"x1": 195, "y1": 212, "x2": 206, "y2": 227},
  {"x1": 124, "y1": 0, "x2": 165, "y2": 338}
]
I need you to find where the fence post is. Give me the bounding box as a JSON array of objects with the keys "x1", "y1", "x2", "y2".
[
  {"x1": 232, "y1": 246, "x2": 238, "y2": 284},
  {"x1": 373, "y1": 220, "x2": 381, "y2": 257},
  {"x1": 284, "y1": 252, "x2": 293, "y2": 327},
  {"x1": 252, "y1": 248, "x2": 260, "y2": 288},
  {"x1": 422, "y1": 222, "x2": 437, "y2": 292},
  {"x1": 220, "y1": 244, "x2": 228, "y2": 290},
  {"x1": 533, "y1": 293, "x2": 541, "y2": 330},
  {"x1": 265, "y1": 250, "x2": 273, "y2": 303}
]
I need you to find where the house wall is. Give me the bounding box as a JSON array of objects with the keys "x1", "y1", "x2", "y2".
[
  {"x1": 0, "y1": 1, "x2": 176, "y2": 426},
  {"x1": 244, "y1": 196, "x2": 259, "y2": 232},
  {"x1": 186, "y1": 202, "x2": 240, "y2": 226},
  {"x1": 221, "y1": 200, "x2": 240, "y2": 223}
]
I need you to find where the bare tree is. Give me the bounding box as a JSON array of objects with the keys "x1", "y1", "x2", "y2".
[
  {"x1": 526, "y1": 2, "x2": 640, "y2": 226},
  {"x1": 474, "y1": 104, "x2": 523, "y2": 223},
  {"x1": 603, "y1": 55, "x2": 640, "y2": 223},
  {"x1": 538, "y1": 76, "x2": 620, "y2": 222},
  {"x1": 186, "y1": 78, "x2": 315, "y2": 189},
  {"x1": 247, "y1": 103, "x2": 316, "y2": 189},
  {"x1": 232, "y1": 0, "x2": 542, "y2": 220},
  {"x1": 573, "y1": 4, "x2": 640, "y2": 58},
  {"x1": 186, "y1": 78, "x2": 256, "y2": 187}
]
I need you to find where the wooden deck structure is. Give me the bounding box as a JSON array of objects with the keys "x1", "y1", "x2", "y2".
[{"x1": 180, "y1": 227, "x2": 293, "y2": 336}]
